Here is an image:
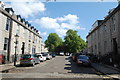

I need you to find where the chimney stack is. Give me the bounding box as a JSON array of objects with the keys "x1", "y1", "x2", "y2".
[{"x1": 0, "y1": 1, "x2": 5, "y2": 9}]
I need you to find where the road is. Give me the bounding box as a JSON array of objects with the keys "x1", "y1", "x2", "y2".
[{"x1": 1, "y1": 56, "x2": 110, "y2": 80}]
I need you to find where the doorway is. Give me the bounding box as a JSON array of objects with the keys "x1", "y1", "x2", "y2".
[{"x1": 113, "y1": 38, "x2": 118, "y2": 54}]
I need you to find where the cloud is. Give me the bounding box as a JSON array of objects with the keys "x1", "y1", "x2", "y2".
[
  {"x1": 38, "y1": 17, "x2": 60, "y2": 29},
  {"x1": 38, "y1": 31, "x2": 47, "y2": 36},
  {"x1": 57, "y1": 14, "x2": 79, "y2": 25},
  {"x1": 4, "y1": 0, "x2": 46, "y2": 18},
  {"x1": 3, "y1": 0, "x2": 36, "y2": 2},
  {"x1": 35, "y1": 14, "x2": 86, "y2": 37},
  {"x1": 55, "y1": 29, "x2": 67, "y2": 37}
]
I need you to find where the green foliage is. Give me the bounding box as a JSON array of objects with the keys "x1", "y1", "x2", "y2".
[
  {"x1": 64, "y1": 29, "x2": 86, "y2": 53},
  {"x1": 45, "y1": 29, "x2": 86, "y2": 53},
  {"x1": 45, "y1": 33, "x2": 63, "y2": 52}
]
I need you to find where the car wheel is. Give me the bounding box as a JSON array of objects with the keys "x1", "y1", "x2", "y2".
[
  {"x1": 38, "y1": 60, "x2": 40, "y2": 63},
  {"x1": 32, "y1": 62, "x2": 35, "y2": 66},
  {"x1": 20, "y1": 64, "x2": 23, "y2": 67}
]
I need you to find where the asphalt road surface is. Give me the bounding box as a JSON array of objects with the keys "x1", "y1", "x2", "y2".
[{"x1": 1, "y1": 56, "x2": 112, "y2": 80}]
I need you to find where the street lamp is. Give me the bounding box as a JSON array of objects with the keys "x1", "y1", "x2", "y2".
[{"x1": 14, "y1": 34, "x2": 19, "y2": 66}]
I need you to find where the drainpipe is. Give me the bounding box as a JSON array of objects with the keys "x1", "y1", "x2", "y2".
[{"x1": 7, "y1": 17, "x2": 13, "y2": 62}]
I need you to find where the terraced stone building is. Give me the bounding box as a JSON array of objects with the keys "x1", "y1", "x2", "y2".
[
  {"x1": 0, "y1": 2, "x2": 42, "y2": 64},
  {"x1": 86, "y1": 3, "x2": 120, "y2": 59}
]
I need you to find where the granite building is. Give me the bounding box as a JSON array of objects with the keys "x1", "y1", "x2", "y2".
[
  {"x1": 86, "y1": 4, "x2": 120, "y2": 57},
  {"x1": 0, "y1": 2, "x2": 42, "y2": 63}
]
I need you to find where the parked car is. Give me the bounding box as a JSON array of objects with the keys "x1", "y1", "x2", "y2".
[
  {"x1": 42, "y1": 53, "x2": 52, "y2": 60},
  {"x1": 20, "y1": 54, "x2": 40, "y2": 66},
  {"x1": 36, "y1": 54, "x2": 46, "y2": 62},
  {"x1": 51, "y1": 54, "x2": 56, "y2": 57},
  {"x1": 76, "y1": 55, "x2": 91, "y2": 66},
  {"x1": 59, "y1": 52, "x2": 64, "y2": 56},
  {"x1": 65, "y1": 53, "x2": 70, "y2": 56},
  {"x1": 72, "y1": 53, "x2": 80, "y2": 62}
]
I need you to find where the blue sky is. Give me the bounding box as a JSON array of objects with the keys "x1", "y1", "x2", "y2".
[
  {"x1": 3, "y1": 1, "x2": 118, "y2": 42},
  {"x1": 41, "y1": 2, "x2": 118, "y2": 41}
]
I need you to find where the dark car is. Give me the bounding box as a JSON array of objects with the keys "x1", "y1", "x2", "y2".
[
  {"x1": 72, "y1": 53, "x2": 80, "y2": 62},
  {"x1": 76, "y1": 55, "x2": 91, "y2": 66},
  {"x1": 51, "y1": 54, "x2": 56, "y2": 57},
  {"x1": 20, "y1": 54, "x2": 40, "y2": 66}
]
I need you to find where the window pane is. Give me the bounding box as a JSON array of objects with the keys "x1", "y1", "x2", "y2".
[{"x1": 6, "y1": 18, "x2": 10, "y2": 31}]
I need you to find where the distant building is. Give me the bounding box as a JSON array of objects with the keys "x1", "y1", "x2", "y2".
[
  {"x1": 0, "y1": 2, "x2": 42, "y2": 63},
  {"x1": 86, "y1": 4, "x2": 120, "y2": 56},
  {"x1": 41, "y1": 43, "x2": 48, "y2": 53}
]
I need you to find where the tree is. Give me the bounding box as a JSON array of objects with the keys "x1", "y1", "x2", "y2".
[
  {"x1": 64, "y1": 29, "x2": 86, "y2": 53},
  {"x1": 45, "y1": 33, "x2": 63, "y2": 52}
]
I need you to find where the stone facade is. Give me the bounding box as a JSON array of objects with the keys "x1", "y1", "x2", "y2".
[
  {"x1": 86, "y1": 4, "x2": 120, "y2": 56},
  {"x1": 41, "y1": 43, "x2": 48, "y2": 53},
  {"x1": 0, "y1": 5, "x2": 42, "y2": 63}
]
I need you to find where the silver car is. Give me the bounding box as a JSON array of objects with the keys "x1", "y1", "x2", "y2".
[
  {"x1": 20, "y1": 54, "x2": 40, "y2": 66},
  {"x1": 42, "y1": 53, "x2": 52, "y2": 60},
  {"x1": 36, "y1": 53, "x2": 46, "y2": 62}
]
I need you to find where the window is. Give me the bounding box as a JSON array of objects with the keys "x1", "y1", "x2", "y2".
[
  {"x1": 28, "y1": 44, "x2": 31, "y2": 53},
  {"x1": 6, "y1": 18, "x2": 10, "y2": 31},
  {"x1": 29, "y1": 31, "x2": 31, "y2": 39},
  {"x1": 95, "y1": 45, "x2": 97, "y2": 49},
  {"x1": 23, "y1": 28, "x2": 25, "y2": 37},
  {"x1": 111, "y1": 16, "x2": 116, "y2": 32},
  {"x1": 33, "y1": 34, "x2": 35, "y2": 41},
  {"x1": 32, "y1": 46, "x2": 36, "y2": 54},
  {"x1": 16, "y1": 24, "x2": 20, "y2": 35},
  {"x1": 104, "y1": 41, "x2": 107, "y2": 53},
  {"x1": 104, "y1": 25, "x2": 107, "y2": 32},
  {"x1": 3, "y1": 38, "x2": 9, "y2": 50}
]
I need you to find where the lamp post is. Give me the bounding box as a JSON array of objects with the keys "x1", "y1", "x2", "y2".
[{"x1": 14, "y1": 34, "x2": 19, "y2": 66}]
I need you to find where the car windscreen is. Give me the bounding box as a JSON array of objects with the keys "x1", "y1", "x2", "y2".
[
  {"x1": 79, "y1": 56, "x2": 89, "y2": 60},
  {"x1": 37, "y1": 55, "x2": 42, "y2": 57},
  {"x1": 22, "y1": 55, "x2": 31, "y2": 59},
  {"x1": 42, "y1": 54, "x2": 47, "y2": 56}
]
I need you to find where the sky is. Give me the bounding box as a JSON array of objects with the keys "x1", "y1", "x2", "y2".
[{"x1": 2, "y1": 0, "x2": 118, "y2": 42}]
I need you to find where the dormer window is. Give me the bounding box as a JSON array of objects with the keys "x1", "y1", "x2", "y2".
[
  {"x1": 21, "y1": 18, "x2": 25, "y2": 24},
  {"x1": 5, "y1": 8, "x2": 14, "y2": 15},
  {"x1": 25, "y1": 21, "x2": 28, "y2": 26},
  {"x1": 28, "y1": 24, "x2": 31, "y2": 27},
  {"x1": 25, "y1": 21, "x2": 28, "y2": 24},
  {"x1": 9, "y1": 11, "x2": 13, "y2": 15},
  {"x1": 34, "y1": 28, "x2": 36, "y2": 32},
  {"x1": 36, "y1": 30, "x2": 38, "y2": 33},
  {"x1": 31, "y1": 26, "x2": 34, "y2": 30},
  {"x1": 17, "y1": 15, "x2": 21, "y2": 21}
]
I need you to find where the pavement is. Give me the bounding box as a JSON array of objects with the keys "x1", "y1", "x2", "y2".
[
  {"x1": 92, "y1": 63, "x2": 120, "y2": 79},
  {"x1": 0, "y1": 62, "x2": 19, "y2": 73}
]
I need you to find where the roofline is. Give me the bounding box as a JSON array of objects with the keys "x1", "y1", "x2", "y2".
[
  {"x1": 0, "y1": 7, "x2": 42, "y2": 38},
  {"x1": 86, "y1": 4, "x2": 120, "y2": 38}
]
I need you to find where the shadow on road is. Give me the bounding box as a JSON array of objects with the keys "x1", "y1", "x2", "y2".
[
  {"x1": 15, "y1": 64, "x2": 34, "y2": 67},
  {"x1": 64, "y1": 57, "x2": 96, "y2": 74}
]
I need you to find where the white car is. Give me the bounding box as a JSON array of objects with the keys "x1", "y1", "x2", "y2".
[
  {"x1": 37, "y1": 54, "x2": 46, "y2": 62},
  {"x1": 43, "y1": 53, "x2": 52, "y2": 60},
  {"x1": 60, "y1": 52, "x2": 64, "y2": 56}
]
